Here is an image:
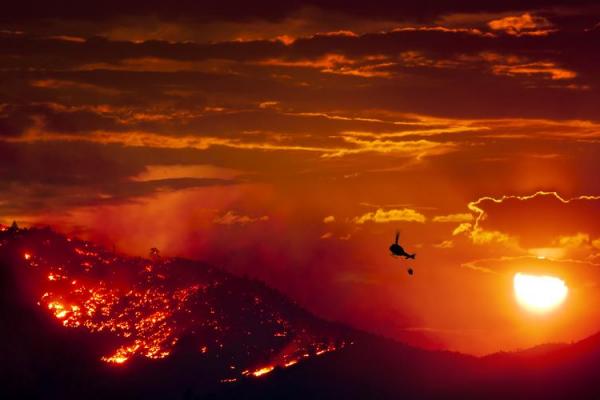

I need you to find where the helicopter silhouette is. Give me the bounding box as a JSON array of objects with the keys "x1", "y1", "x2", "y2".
[{"x1": 389, "y1": 231, "x2": 416, "y2": 275}]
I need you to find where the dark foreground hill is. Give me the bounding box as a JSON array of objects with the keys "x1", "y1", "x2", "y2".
[
  {"x1": 1, "y1": 225, "x2": 599, "y2": 399},
  {"x1": 215, "y1": 332, "x2": 600, "y2": 400}
]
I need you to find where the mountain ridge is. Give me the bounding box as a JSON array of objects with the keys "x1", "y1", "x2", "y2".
[{"x1": 1, "y1": 224, "x2": 599, "y2": 399}]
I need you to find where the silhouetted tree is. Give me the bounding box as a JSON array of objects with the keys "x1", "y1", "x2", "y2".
[{"x1": 150, "y1": 247, "x2": 161, "y2": 262}]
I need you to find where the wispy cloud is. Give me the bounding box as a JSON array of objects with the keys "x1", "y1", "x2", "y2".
[
  {"x1": 353, "y1": 208, "x2": 426, "y2": 224},
  {"x1": 213, "y1": 211, "x2": 269, "y2": 225},
  {"x1": 488, "y1": 13, "x2": 554, "y2": 36},
  {"x1": 432, "y1": 213, "x2": 473, "y2": 223}
]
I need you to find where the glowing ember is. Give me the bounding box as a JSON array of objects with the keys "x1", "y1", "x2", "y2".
[
  {"x1": 251, "y1": 366, "x2": 275, "y2": 377},
  {"x1": 48, "y1": 301, "x2": 68, "y2": 319},
  {"x1": 24, "y1": 253, "x2": 31, "y2": 260},
  {"x1": 103, "y1": 354, "x2": 130, "y2": 364},
  {"x1": 284, "y1": 360, "x2": 298, "y2": 367},
  {"x1": 102, "y1": 342, "x2": 141, "y2": 364}
]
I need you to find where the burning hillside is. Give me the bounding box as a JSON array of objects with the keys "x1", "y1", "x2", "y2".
[{"x1": 0, "y1": 223, "x2": 349, "y2": 382}]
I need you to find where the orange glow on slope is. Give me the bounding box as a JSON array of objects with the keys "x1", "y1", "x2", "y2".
[
  {"x1": 5, "y1": 227, "x2": 348, "y2": 374},
  {"x1": 514, "y1": 273, "x2": 568, "y2": 314},
  {"x1": 244, "y1": 342, "x2": 344, "y2": 378},
  {"x1": 18, "y1": 236, "x2": 209, "y2": 364}
]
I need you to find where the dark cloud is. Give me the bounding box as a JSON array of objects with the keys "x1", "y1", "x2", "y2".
[
  {"x1": 1, "y1": 23, "x2": 599, "y2": 121},
  {"x1": 0, "y1": 141, "x2": 240, "y2": 214},
  {"x1": 2, "y1": 1, "x2": 598, "y2": 23},
  {"x1": 469, "y1": 192, "x2": 600, "y2": 247},
  {"x1": 0, "y1": 105, "x2": 36, "y2": 137},
  {"x1": 3, "y1": 26, "x2": 599, "y2": 66}
]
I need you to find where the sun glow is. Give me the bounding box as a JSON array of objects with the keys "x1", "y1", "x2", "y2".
[{"x1": 513, "y1": 273, "x2": 568, "y2": 314}]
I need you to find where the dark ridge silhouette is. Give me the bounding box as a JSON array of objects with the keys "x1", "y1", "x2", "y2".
[{"x1": 1, "y1": 225, "x2": 600, "y2": 399}]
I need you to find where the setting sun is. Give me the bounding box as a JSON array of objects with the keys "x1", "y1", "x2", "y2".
[{"x1": 514, "y1": 273, "x2": 568, "y2": 314}]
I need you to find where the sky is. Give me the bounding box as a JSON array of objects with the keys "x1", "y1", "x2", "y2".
[{"x1": 2, "y1": 0, "x2": 600, "y2": 355}]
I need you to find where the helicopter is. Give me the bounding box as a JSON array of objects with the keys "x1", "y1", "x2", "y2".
[{"x1": 389, "y1": 231, "x2": 416, "y2": 275}]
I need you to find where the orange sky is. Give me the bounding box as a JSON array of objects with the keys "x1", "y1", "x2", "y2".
[{"x1": 2, "y1": 1, "x2": 600, "y2": 354}]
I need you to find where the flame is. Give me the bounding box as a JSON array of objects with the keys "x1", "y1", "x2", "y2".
[
  {"x1": 284, "y1": 359, "x2": 298, "y2": 367},
  {"x1": 104, "y1": 355, "x2": 129, "y2": 364},
  {"x1": 102, "y1": 342, "x2": 141, "y2": 364},
  {"x1": 48, "y1": 301, "x2": 67, "y2": 318},
  {"x1": 243, "y1": 340, "x2": 346, "y2": 379},
  {"x1": 250, "y1": 366, "x2": 275, "y2": 377}
]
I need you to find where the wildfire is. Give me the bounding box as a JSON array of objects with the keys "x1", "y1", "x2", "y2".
[
  {"x1": 4, "y1": 227, "x2": 350, "y2": 381},
  {"x1": 242, "y1": 339, "x2": 346, "y2": 379},
  {"x1": 31, "y1": 252, "x2": 202, "y2": 363},
  {"x1": 245, "y1": 366, "x2": 275, "y2": 377},
  {"x1": 102, "y1": 342, "x2": 142, "y2": 364}
]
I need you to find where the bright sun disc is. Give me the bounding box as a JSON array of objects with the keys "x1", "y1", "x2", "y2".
[{"x1": 513, "y1": 273, "x2": 568, "y2": 314}]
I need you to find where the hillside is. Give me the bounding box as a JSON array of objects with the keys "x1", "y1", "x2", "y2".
[
  {"x1": 1, "y1": 225, "x2": 599, "y2": 399},
  {"x1": 0, "y1": 225, "x2": 349, "y2": 398}
]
